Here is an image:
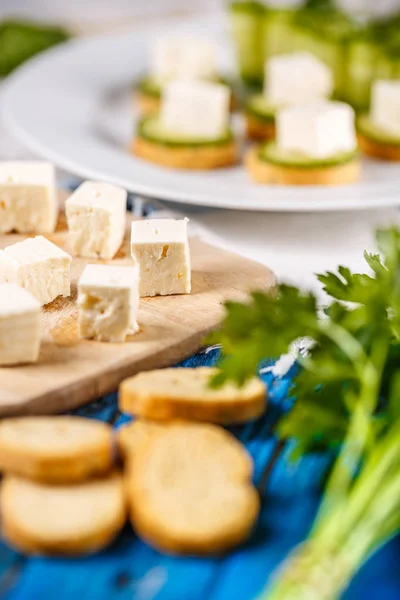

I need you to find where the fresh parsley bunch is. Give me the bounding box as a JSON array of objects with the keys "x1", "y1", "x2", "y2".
[{"x1": 210, "y1": 227, "x2": 400, "y2": 599}]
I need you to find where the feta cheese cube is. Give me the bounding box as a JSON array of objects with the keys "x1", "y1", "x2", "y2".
[
  {"x1": 78, "y1": 264, "x2": 139, "y2": 343},
  {"x1": 277, "y1": 101, "x2": 357, "y2": 159},
  {"x1": 265, "y1": 52, "x2": 333, "y2": 107},
  {"x1": 131, "y1": 218, "x2": 191, "y2": 297},
  {"x1": 0, "y1": 283, "x2": 42, "y2": 365},
  {"x1": 371, "y1": 80, "x2": 400, "y2": 137},
  {"x1": 150, "y1": 36, "x2": 218, "y2": 83},
  {"x1": 65, "y1": 181, "x2": 127, "y2": 260},
  {"x1": 0, "y1": 162, "x2": 57, "y2": 234},
  {"x1": 161, "y1": 80, "x2": 230, "y2": 139},
  {"x1": 0, "y1": 236, "x2": 72, "y2": 306}
]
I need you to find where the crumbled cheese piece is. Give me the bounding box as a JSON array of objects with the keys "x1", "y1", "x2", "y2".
[
  {"x1": 265, "y1": 52, "x2": 333, "y2": 107},
  {"x1": 0, "y1": 162, "x2": 57, "y2": 234},
  {"x1": 0, "y1": 236, "x2": 72, "y2": 306},
  {"x1": 150, "y1": 36, "x2": 218, "y2": 83},
  {"x1": 78, "y1": 264, "x2": 139, "y2": 343},
  {"x1": 371, "y1": 80, "x2": 400, "y2": 137},
  {"x1": 131, "y1": 218, "x2": 191, "y2": 297},
  {"x1": 161, "y1": 80, "x2": 230, "y2": 139},
  {"x1": 65, "y1": 181, "x2": 127, "y2": 260},
  {"x1": 277, "y1": 101, "x2": 357, "y2": 159},
  {"x1": 0, "y1": 283, "x2": 42, "y2": 365}
]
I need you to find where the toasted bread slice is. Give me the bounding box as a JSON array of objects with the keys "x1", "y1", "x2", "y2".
[
  {"x1": 1, "y1": 473, "x2": 126, "y2": 556},
  {"x1": 245, "y1": 146, "x2": 360, "y2": 186},
  {"x1": 246, "y1": 115, "x2": 276, "y2": 141},
  {"x1": 358, "y1": 133, "x2": 400, "y2": 161},
  {"x1": 126, "y1": 422, "x2": 259, "y2": 555},
  {"x1": 0, "y1": 416, "x2": 112, "y2": 483},
  {"x1": 136, "y1": 92, "x2": 160, "y2": 116},
  {"x1": 132, "y1": 137, "x2": 238, "y2": 170},
  {"x1": 119, "y1": 367, "x2": 266, "y2": 424},
  {"x1": 117, "y1": 419, "x2": 164, "y2": 460}
]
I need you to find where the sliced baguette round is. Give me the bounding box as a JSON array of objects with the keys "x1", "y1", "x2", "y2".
[
  {"x1": 136, "y1": 92, "x2": 160, "y2": 116},
  {"x1": 132, "y1": 137, "x2": 238, "y2": 170},
  {"x1": 358, "y1": 133, "x2": 400, "y2": 161},
  {"x1": 126, "y1": 422, "x2": 259, "y2": 555},
  {"x1": 0, "y1": 416, "x2": 113, "y2": 483},
  {"x1": 246, "y1": 114, "x2": 276, "y2": 141},
  {"x1": 119, "y1": 367, "x2": 266, "y2": 424},
  {"x1": 117, "y1": 419, "x2": 164, "y2": 460},
  {"x1": 1, "y1": 473, "x2": 126, "y2": 556},
  {"x1": 245, "y1": 146, "x2": 361, "y2": 186}
]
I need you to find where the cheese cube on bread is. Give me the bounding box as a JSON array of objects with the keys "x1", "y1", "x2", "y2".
[
  {"x1": 0, "y1": 283, "x2": 41, "y2": 365},
  {"x1": 78, "y1": 264, "x2": 139, "y2": 343},
  {"x1": 161, "y1": 80, "x2": 230, "y2": 139},
  {"x1": 265, "y1": 52, "x2": 333, "y2": 107},
  {"x1": 0, "y1": 161, "x2": 57, "y2": 234},
  {"x1": 150, "y1": 36, "x2": 217, "y2": 83},
  {"x1": 131, "y1": 218, "x2": 191, "y2": 297},
  {"x1": 65, "y1": 181, "x2": 127, "y2": 260},
  {"x1": 277, "y1": 101, "x2": 356, "y2": 159},
  {"x1": 371, "y1": 80, "x2": 400, "y2": 137},
  {"x1": 0, "y1": 236, "x2": 72, "y2": 306}
]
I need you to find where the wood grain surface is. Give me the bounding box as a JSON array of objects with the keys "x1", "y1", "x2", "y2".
[{"x1": 0, "y1": 212, "x2": 276, "y2": 417}]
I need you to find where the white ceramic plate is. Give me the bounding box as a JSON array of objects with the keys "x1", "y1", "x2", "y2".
[{"x1": 2, "y1": 14, "x2": 400, "y2": 212}]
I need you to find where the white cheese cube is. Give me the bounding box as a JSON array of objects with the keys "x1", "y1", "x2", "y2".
[
  {"x1": 371, "y1": 80, "x2": 400, "y2": 137},
  {"x1": 0, "y1": 236, "x2": 72, "y2": 306},
  {"x1": 78, "y1": 264, "x2": 139, "y2": 343},
  {"x1": 265, "y1": 52, "x2": 333, "y2": 107},
  {"x1": 161, "y1": 80, "x2": 230, "y2": 139},
  {"x1": 65, "y1": 181, "x2": 127, "y2": 260},
  {"x1": 0, "y1": 162, "x2": 57, "y2": 234},
  {"x1": 131, "y1": 218, "x2": 191, "y2": 297},
  {"x1": 150, "y1": 36, "x2": 218, "y2": 83},
  {"x1": 277, "y1": 101, "x2": 357, "y2": 159},
  {"x1": 0, "y1": 283, "x2": 42, "y2": 365}
]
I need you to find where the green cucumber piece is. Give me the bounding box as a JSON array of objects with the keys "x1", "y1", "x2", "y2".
[
  {"x1": 246, "y1": 94, "x2": 277, "y2": 122},
  {"x1": 357, "y1": 114, "x2": 400, "y2": 147},
  {"x1": 259, "y1": 142, "x2": 357, "y2": 168},
  {"x1": 263, "y1": 8, "x2": 298, "y2": 59},
  {"x1": 138, "y1": 116, "x2": 234, "y2": 148},
  {"x1": 137, "y1": 75, "x2": 233, "y2": 99},
  {"x1": 228, "y1": 2, "x2": 266, "y2": 88}
]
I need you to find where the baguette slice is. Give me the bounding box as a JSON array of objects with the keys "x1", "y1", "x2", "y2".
[
  {"x1": 246, "y1": 114, "x2": 276, "y2": 141},
  {"x1": 0, "y1": 416, "x2": 112, "y2": 483},
  {"x1": 126, "y1": 422, "x2": 259, "y2": 555},
  {"x1": 245, "y1": 146, "x2": 360, "y2": 186},
  {"x1": 358, "y1": 133, "x2": 400, "y2": 161},
  {"x1": 117, "y1": 419, "x2": 164, "y2": 460},
  {"x1": 1, "y1": 473, "x2": 126, "y2": 556},
  {"x1": 119, "y1": 367, "x2": 266, "y2": 424}
]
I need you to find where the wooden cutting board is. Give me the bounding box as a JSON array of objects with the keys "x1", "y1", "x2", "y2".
[{"x1": 0, "y1": 211, "x2": 276, "y2": 417}]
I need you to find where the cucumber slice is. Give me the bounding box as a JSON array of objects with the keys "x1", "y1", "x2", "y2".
[
  {"x1": 246, "y1": 94, "x2": 277, "y2": 122},
  {"x1": 229, "y1": 2, "x2": 266, "y2": 88},
  {"x1": 357, "y1": 114, "x2": 400, "y2": 147},
  {"x1": 259, "y1": 142, "x2": 357, "y2": 168},
  {"x1": 137, "y1": 75, "x2": 233, "y2": 99},
  {"x1": 138, "y1": 116, "x2": 234, "y2": 148},
  {"x1": 263, "y1": 8, "x2": 298, "y2": 59}
]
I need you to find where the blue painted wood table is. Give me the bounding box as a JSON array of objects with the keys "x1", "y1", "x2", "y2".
[{"x1": 0, "y1": 349, "x2": 399, "y2": 600}]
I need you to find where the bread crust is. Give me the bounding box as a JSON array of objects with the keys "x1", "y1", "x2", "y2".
[
  {"x1": 246, "y1": 114, "x2": 275, "y2": 141},
  {"x1": 1, "y1": 473, "x2": 127, "y2": 556},
  {"x1": 245, "y1": 146, "x2": 361, "y2": 186},
  {"x1": 125, "y1": 422, "x2": 259, "y2": 555},
  {"x1": 0, "y1": 416, "x2": 113, "y2": 483},
  {"x1": 358, "y1": 133, "x2": 400, "y2": 161},
  {"x1": 119, "y1": 367, "x2": 266, "y2": 425},
  {"x1": 133, "y1": 137, "x2": 238, "y2": 170}
]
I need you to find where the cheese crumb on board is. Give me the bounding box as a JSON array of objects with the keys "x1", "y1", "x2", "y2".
[
  {"x1": 65, "y1": 181, "x2": 127, "y2": 260},
  {"x1": 0, "y1": 161, "x2": 57, "y2": 234},
  {"x1": 161, "y1": 80, "x2": 230, "y2": 139},
  {"x1": 0, "y1": 236, "x2": 72, "y2": 306},
  {"x1": 78, "y1": 264, "x2": 139, "y2": 343},
  {"x1": 150, "y1": 36, "x2": 218, "y2": 83},
  {"x1": 371, "y1": 80, "x2": 400, "y2": 137},
  {"x1": 0, "y1": 283, "x2": 41, "y2": 365},
  {"x1": 277, "y1": 101, "x2": 357, "y2": 159},
  {"x1": 131, "y1": 218, "x2": 191, "y2": 298},
  {"x1": 265, "y1": 52, "x2": 333, "y2": 107}
]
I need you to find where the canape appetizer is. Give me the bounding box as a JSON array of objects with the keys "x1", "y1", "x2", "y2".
[
  {"x1": 246, "y1": 101, "x2": 359, "y2": 186},
  {"x1": 245, "y1": 52, "x2": 333, "y2": 140},
  {"x1": 133, "y1": 80, "x2": 238, "y2": 170},
  {"x1": 357, "y1": 80, "x2": 400, "y2": 161},
  {"x1": 136, "y1": 36, "x2": 235, "y2": 115}
]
